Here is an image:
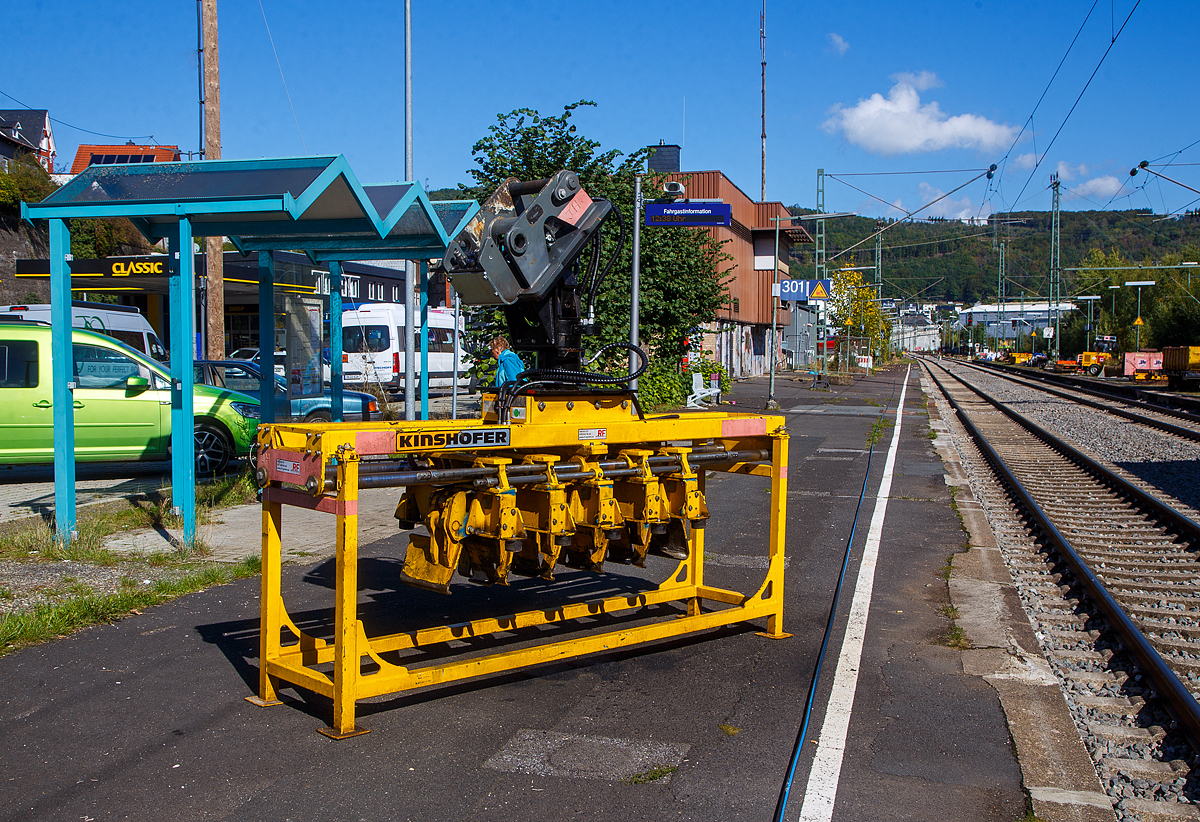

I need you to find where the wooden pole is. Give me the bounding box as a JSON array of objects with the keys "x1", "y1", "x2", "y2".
[{"x1": 201, "y1": 0, "x2": 225, "y2": 359}]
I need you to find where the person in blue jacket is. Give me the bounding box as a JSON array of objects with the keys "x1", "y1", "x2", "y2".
[{"x1": 490, "y1": 335, "x2": 526, "y2": 386}]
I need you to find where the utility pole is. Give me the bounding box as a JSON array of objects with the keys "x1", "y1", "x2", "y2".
[
  {"x1": 815, "y1": 169, "x2": 827, "y2": 379},
  {"x1": 403, "y1": 0, "x2": 416, "y2": 421},
  {"x1": 630, "y1": 175, "x2": 642, "y2": 391},
  {"x1": 199, "y1": 0, "x2": 224, "y2": 359},
  {"x1": 1050, "y1": 173, "x2": 1061, "y2": 361},
  {"x1": 874, "y1": 221, "x2": 883, "y2": 361},
  {"x1": 998, "y1": 240, "x2": 1005, "y2": 346},
  {"x1": 759, "y1": 0, "x2": 766, "y2": 202}
]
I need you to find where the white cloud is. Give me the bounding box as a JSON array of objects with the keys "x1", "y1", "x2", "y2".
[
  {"x1": 824, "y1": 74, "x2": 1018, "y2": 155},
  {"x1": 915, "y1": 182, "x2": 992, "y2": 222},
  {"x1": 1054, "y1": 160, "x2": 1089, "y2": 181},
  {"x1": 1012, "y1": 153, "x2": 1039, "y2": 170},
  {"x1": 892, "y1": 70, "x2": 941, "y2": 92},
  {"x1": 827, "y1": 33, "x2": 849, "y2": 55},
  {"x1": 1067, "y1": 175, "x2": 1123, "y2": 200}
]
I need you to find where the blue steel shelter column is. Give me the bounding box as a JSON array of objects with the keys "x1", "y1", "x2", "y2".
[
  {"x1": 49, "y1": 218, "x2": 76, "y2": 540},
  {"x1": 169, "y1": 219, "x2": 197, "y2": 545},
  {"x1": 258, "y1": 252, "x2": 275, "y2": 425},
  {"x1": 329, "y1": 260, "x2": 343, "y2": 422},
  {"x1": 419, "y1": 259, "x2": 429, "y2": 420}
]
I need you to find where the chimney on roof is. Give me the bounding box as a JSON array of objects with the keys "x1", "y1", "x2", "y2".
[{"x1": 647, "y1": 142, "x2": 680, "y2": 173}]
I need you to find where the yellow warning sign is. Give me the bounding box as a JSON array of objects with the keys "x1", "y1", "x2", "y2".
[
  {"x1": 809, "y1": 282, "x2": 830, "y2": 299},
  {"x1": 1134, "y1": 316, "x2": 1144, "y2": 326}
]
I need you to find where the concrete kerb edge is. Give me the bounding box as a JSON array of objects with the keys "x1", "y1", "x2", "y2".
[{"x1": 916, "y1": 365, "x2": 1117, "y2": 822}]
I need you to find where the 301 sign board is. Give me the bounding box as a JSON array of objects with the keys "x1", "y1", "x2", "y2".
[
  {"x1": 777, "y1": 279, "x2": 832, "y2": 301},
  {"x1": 644, "y1": 202, "x2": 732, "y2": 227}
]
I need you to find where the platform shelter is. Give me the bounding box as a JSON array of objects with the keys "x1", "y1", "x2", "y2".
[{"x1": 21, "y1": 155, "x2": 478, "y2": 545}]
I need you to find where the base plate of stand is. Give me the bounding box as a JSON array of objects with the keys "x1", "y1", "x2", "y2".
[
  {"x1": 755, "y1": 631, "x2": 794, "y2": 640},
  {"x1": 317, "y1": 725, "x2": 371, "y2": 740},
  {"x1": 245, "y1": 695, "x2": 283, "y2": 707}
]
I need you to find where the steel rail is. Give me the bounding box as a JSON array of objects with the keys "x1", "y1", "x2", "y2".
[
  {"x1": 977, "y1": 359, "x2": 1200, "y2": 419},
  {"x1": 954, "y1": 359, "x2": 1200, "y2": 443},
  {"x1": 924, "y1": 360, "x2": 1200, "y2": 751}
]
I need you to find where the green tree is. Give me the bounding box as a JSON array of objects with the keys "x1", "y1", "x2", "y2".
[
  {"x1": 459, "y1": 101, "x2": 729, "y2": 381},
  {"x1": 828, "y1": 267, "x2": 889, "y2": 365},
  {"x1": 0, "y1": 153, "x2": 57, "y2": 212}
]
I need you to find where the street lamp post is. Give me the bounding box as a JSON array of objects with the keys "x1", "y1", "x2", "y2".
[
  {"x1": 1125, "y1": 280, "x2": 1155, "y2": 351},
  {"x1": 767, "y1": 213, "x2": 794, "y2": 410},
  {"x1": 1077, "y1": 295, "x2": 1100, "y2": 352}
]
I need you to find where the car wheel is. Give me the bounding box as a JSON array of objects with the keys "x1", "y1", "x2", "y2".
[
  {"x1": 1087, "y1": 363, "x2": 1102, "y2": 377},
  {"x1": 305, "y1": 409, "x2": 332, "y2": 423},
  {"x1": 194, "y1": 423, "x2": 232, "y2": 475}
]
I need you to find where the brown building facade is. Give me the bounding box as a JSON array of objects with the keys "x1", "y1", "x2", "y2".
[{"x1": 657, "y1": 167, "x2": 811, "y2": 378}]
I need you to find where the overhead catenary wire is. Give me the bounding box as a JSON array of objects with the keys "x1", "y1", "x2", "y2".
[
  {"x1": 0, "y1": 87, "x2": 156, "y2": 144},
  {"x1": 1004, "y1": 0, "x2": 1142, "y2": 213},
  {"x1": 828, "y1": 168, "x2": 995, "y2": 261},
  {"x1": 258, "y1": 0, "x2": 307, "y2": 155}
]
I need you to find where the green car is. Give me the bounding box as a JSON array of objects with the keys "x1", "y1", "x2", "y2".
[{"x1": 0, "y1": 319, "x2": 259, "y2": 474}]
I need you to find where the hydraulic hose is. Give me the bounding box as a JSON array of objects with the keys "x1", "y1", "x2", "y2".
[
  {"x1": 495, "y1": 342, "x2": 648, "y2": 421},
  {"x1": 587, "y1": 199, "x2": 625, "y2": 311}
]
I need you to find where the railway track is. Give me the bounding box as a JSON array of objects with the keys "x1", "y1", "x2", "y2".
[
  {"x1": 963, "y1": 359, "x2": 1200, "y2": 444},
  {"x1": 922, "y1": 357, "x2": 1200, "y2": 818}
]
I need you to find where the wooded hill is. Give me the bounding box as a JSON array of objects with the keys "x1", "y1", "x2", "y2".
[{"x1": 785, "y1": 208, "x2": 1200, "y2": 306}]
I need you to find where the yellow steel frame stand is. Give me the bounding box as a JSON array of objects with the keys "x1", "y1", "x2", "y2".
[{"x1": 248, "y1": 395, "x2": 789, "y2": 738}]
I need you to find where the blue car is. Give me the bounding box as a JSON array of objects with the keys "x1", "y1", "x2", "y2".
[{"x1": 193, "y1": 360, "x2": 378, "y2": 422}]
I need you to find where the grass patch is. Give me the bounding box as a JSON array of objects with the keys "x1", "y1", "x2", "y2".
[
  {"x1": 625, "y1": 766, "x2": 677, "y2": 785},
  {"x1": 0, "y1": 469, "x2": 259, "y2": 563},
  {"x1": 0, "y1": 556, "x2": 260, "y2": 657},
  {"x1": 939, "y1": 555, "x2": 955, "y2": 580},
  {"x1": 866, "y1": 417, "x2": 894, "y2": 448},
  {"x1": 942, "y1": 624, "x2": 971, "y2": 650},
  {"x1": 195, "y1": 470, "x2": 258, "y2": 508}
]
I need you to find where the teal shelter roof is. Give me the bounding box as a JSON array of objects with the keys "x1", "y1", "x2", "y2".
[{"x1": 24, "y1": 155, "x2": 478, "y2": 261}]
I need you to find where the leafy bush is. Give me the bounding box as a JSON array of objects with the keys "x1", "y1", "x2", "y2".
[{"x1": 0, "y1": 153, "x2": 57, "y2": 213}]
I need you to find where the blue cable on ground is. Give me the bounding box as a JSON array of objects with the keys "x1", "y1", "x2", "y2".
[{"x1": 772, "y1": 373, "x2": 905, "y2": 822}]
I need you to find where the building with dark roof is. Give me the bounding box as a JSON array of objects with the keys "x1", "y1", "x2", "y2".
[{"x1": 0, "y1": 110, "x2": 55, "y2": 172}]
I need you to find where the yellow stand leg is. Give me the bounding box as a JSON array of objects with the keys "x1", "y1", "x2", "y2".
[
  {"x1": 757, "y1": 431, "x2": 793, "y2": 640},
  {"x1": 319, "y1": 455, "x2": 370, "y2": 739},
  {"x1": 247, "y1": 497, "x2": 284, "y2": 707}
]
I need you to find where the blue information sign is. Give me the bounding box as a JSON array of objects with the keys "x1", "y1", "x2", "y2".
[
  {"x1": 779, "y1": 279, "x2": 832, "y2": 301},
  {"x1": 644, "y1": 202, "x2": 732, "y2": 227}
]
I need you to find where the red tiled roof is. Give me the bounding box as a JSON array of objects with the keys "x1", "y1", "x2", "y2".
[{"x1": 70, "y1": 145, "x2": 180, "y2": 174}]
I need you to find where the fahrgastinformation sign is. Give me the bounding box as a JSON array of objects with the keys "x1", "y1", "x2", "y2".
[{"x1": 644, "y1": 202, "x2": 732, "y2": 227}]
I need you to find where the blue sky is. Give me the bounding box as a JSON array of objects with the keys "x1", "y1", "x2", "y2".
[{"x1": 5, "y1": 1, "x2": 1196, "y2": 220}]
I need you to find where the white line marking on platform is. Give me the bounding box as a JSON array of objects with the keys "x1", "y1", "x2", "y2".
[{"x1": 797, "y1": 366, "x2": 911, "y2": 822}]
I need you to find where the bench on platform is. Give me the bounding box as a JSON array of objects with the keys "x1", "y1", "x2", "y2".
[{"x1": 686, "y1": 372, "x2": 721, "y2": 408}]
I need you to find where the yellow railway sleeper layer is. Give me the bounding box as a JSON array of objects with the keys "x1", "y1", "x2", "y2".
[{"x1": 249, "y1": 392, "x2": 789, "y2": 738}]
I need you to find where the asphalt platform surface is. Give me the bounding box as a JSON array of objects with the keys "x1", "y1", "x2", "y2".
[{"x1": 0, "y1": 367, "x2": 1038, "y2": 821}]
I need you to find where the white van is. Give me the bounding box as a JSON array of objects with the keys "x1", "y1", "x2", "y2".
[
  {"x1": 0, "y1": 301, "x2": 167, "y2": 362},
  {"x1": 341, "y1": 303, "x2": 467, "y2": 392}
]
